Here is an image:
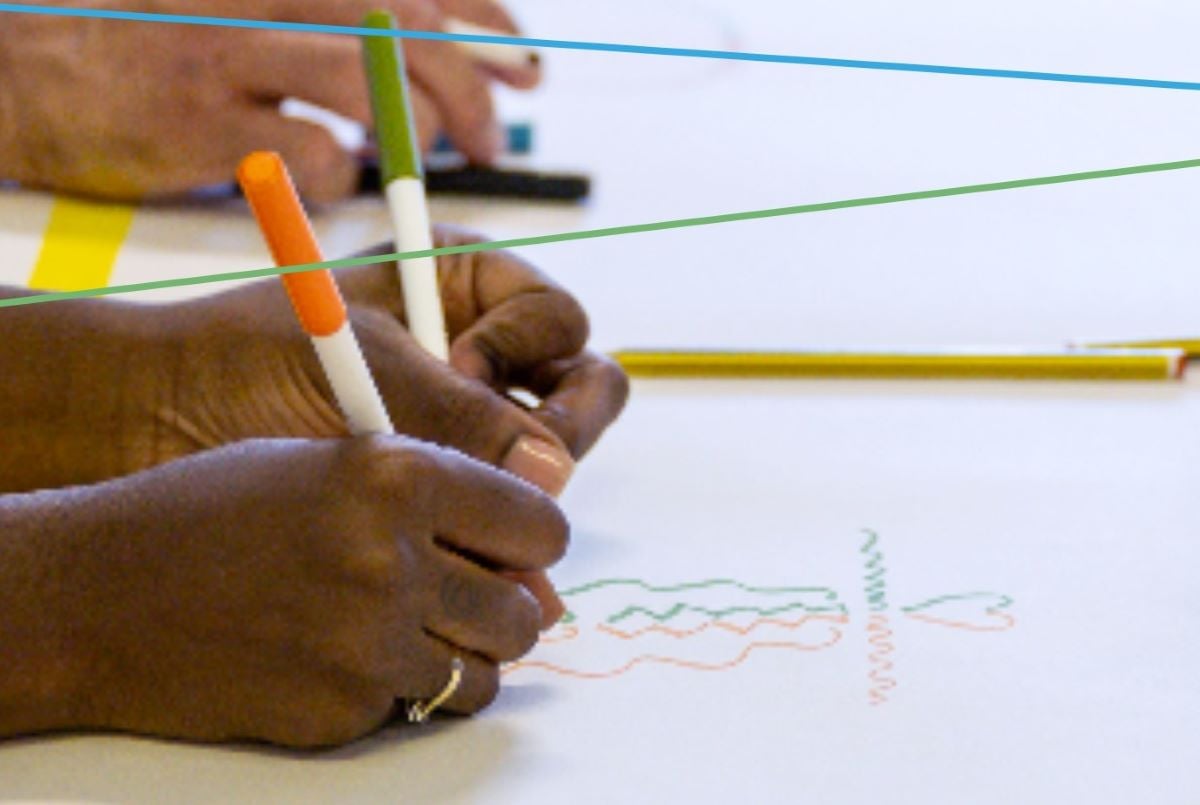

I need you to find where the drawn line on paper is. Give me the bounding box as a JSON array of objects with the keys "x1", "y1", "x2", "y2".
[
  {"x1": 504, "y1": 580, "x2": 848, "y2": 678},
  {"x1": 4, "y1": 3, "x2": 1200, "y2": 93},
  {"x1": 866, "y1": 614, "x2": 898, "y2": 706},
  {"x1": 560, "y1": 577, "x2": 842, "y2": 599},
  {"x1": 608, "y1": 599, "x2": 846, "y2": 624},
  {"x1": 506, "y1": 638, "x2": 845, "y2": 680},
  {"x1": 596, "y1": 613, "x2": 848, "y2": 640},
  {"x1": 508, "y1": 583, "x2": 1013, "y2": 683},
  {"x1": 902, "y1": 592, "x2": 1017, "y2": 631},
  {"x1": 861, "y1": 529, "x2": 889, "y2": 613},
  {"x1": 860, "y1": 529, "x2": 898, "y2": 705},
  {"x1": 539, "y1": 624, "x2": 580, "y2": 644},
  {"x1": 4, "y1": 158, "x2": 1199, "y2": 310}
]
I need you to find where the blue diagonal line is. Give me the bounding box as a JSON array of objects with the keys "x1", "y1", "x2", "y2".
[{"x1": 1, "y1": 2, "x2": 1198, "y2": 91}]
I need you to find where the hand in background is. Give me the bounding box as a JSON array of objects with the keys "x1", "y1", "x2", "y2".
[
  {"x1": 0, "y1": 0, "x2": 539, "y2": 202},
  {"x1": 0, "y1": 436, "x2": 567, "y2": 747}
]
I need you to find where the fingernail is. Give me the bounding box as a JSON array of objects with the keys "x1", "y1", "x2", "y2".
[{"x1": 503, "y1": 435, "x2": 574, "y2": 497}]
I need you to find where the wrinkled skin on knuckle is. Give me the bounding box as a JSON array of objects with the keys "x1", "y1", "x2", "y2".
[
  {"x1": 438, "y1": 572, "x2": 486, "y2": 621},
  {"x1": 427, "y1": 382, "x2": 496, "y2": 450},
  {"x1": 338, "y1": 436, "x2": 430, "y2": 505}
]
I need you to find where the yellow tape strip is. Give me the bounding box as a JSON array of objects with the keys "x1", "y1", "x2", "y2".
[{"x1": 29, "y1": 197, "x2": 136, "y2": 291}]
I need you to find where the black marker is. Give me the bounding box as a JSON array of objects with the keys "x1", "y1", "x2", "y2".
[{"x1": 359, "y1": 162, "x2": 590, "y2": 202}]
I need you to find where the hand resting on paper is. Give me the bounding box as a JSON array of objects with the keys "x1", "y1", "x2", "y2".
[
  {"x1": 0, "y1": 436, "x2": 567, "y2": 747},
  {"x1": 0, "y1": 0, "x2": 540, "y2": 202}
]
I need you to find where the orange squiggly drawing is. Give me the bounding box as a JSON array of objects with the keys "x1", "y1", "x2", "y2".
[
  {"x1": 505, "y1": 579, "x2": 849, "y2": 679},
  {"x1": 902, "y1": 593, "x2": 1016, "y2": 632},
  {"x1": 538, "y1": 624, "x2": 580, "y2": 644},
  {"x1": 866, "y1": 613, "x2": 897, "y2": 706},
  {"x1": 505, "y1": 634, "x2": 846, "y2": 680}
]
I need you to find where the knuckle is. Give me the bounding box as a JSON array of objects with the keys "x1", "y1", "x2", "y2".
[
  {"x1": 321, "y1": 626, "x2": 397, "y2": 687},
  {"x1": 472, "y1": 319, "x2": 526, "y2": 377},
  {"x1": 431, "y1": 384, "x2": 502, "y2": 454},
  {"x1": 432, "y1": 222, "x2": 485, "y2": 247},
  {"x1": 341, "y1": 436, "x2": 431, "y2": 499},
  {"x1": 439, "y1": 573, "x2": 483, "y2": 620}
]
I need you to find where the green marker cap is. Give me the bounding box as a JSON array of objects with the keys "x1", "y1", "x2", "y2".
[{"x1": 362, "y1": 10, "x2": 423, "y2": 184}]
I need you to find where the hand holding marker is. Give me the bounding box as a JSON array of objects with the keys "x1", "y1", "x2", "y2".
[
  {"x1": 446, "y1": 18, "x2": 540, "y2": 71},
  {"x1": 362, "y1": 12, "x2": 567, "y2": 625},
  {"x1": 237, "y1": 151, "x2": 392, "y2": 435},
  {"x1": 238, "y1": 150, "x2": 565, "y2": 627}
]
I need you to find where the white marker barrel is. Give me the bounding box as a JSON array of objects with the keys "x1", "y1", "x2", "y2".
[
  {"x1": 312, "y1": 322, "x2": 395, "y2": 435},
  {"x1": 386, "y1": 178, "x2": 450, "y2": 362}
]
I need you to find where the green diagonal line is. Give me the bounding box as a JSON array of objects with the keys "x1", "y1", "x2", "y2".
[{"x1": 6, "y1": 156, "x2": 1198, "y2": 310}]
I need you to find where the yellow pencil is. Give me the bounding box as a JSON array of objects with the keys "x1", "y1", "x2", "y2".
[
  {"x1": 1083, "y1": 338, "x2": 1200, "y2": 359},
  {"x1": 611, "y1": 348, "x2": 1187, "y2": 381}
]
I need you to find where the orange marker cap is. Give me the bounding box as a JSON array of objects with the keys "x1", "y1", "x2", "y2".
[{"x1": 237, "y1": 151, "x2": 347, "y2": 337}]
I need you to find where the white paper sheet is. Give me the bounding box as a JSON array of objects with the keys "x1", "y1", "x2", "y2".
[
  {"x1": 1, "y1": 1, "x2": 1198, "y2": 802},
  {"x1": 1, "y1": 378, "x2": 1198, "y2": 803}
]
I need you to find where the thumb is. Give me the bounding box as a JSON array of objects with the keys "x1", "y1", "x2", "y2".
[{"x1": 354, "y1": 309, "x2": 575, "y2": 497}]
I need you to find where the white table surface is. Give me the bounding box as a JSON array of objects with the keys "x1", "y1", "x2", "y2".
[{"x1": 1, "y1": 1, "x2": 1199, "y2": 802}]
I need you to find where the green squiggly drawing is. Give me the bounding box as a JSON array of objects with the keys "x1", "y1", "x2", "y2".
[
  {"x1": 861, "y1": 529, "x2": 889, "y2": 613},
  {"x1": 557, "y1": 578, "x2": 846, "y2": 626}
]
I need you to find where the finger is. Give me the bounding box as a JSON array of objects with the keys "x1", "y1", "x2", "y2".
[
  {"x1": 431, "y1": 235, "x2": 590, "y2": 385},
  {"x1": 416, "y1": 441, "x2": 569, "y2": 570},
  {"x1": 525, "y1": 352, "x2": 631, "y2": 459},
  {"x1": 228, "y1": 32, "x2": 373, "y2": 126},
  {"x1": 406, "y1": 41, "x2": 500, "y2": 163},
  {"x1": 434, "y1": 0, "x2": 522, "y2": 32},
  {"x1": 448, "y1": 291, "x2": 589, "y2": 389},
  {"x1": 426, "y1": 554, "x2": 543, "y2": 661},
  {"x1": 350, "y1": 308, "x2": 576, "y2": 495},
  {"x1": 236, "y1": 109, "x2": 359, "y2": 203},
  {"x1": 258, "y1": 0, "x2": 499, "y2": 161},
  {"x1": 503, "y1": 570, "x2": 566, "y2": 628},
  {"x1": 435, "y1": 0, "x2": 542, "y2": 88},
  {"x1": 339, "y1": 236, "x2": 588, "y2": 384},
  {"x1": 404, "y1": 632, "x2": 500, "y2": 716}
]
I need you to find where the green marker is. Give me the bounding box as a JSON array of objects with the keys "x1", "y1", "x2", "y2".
[{"x1": 362, "y1": 10, "x2": 447, "y2": 360}]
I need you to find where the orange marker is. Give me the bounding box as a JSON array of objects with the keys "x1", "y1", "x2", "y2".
[
  {"x1": 237, "y1": 151, "x2": 393, "y2": 435},
  {"x1": 238, "y1": 151, "x2": 565, "y2": 628}
]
